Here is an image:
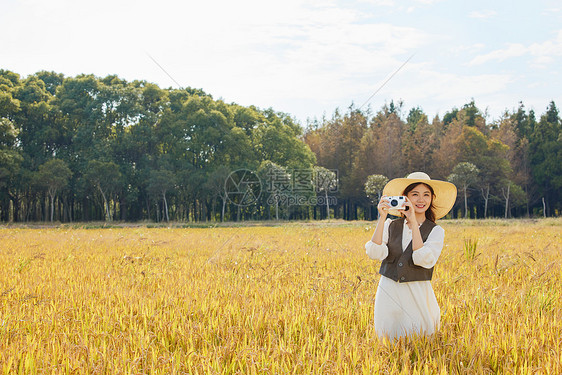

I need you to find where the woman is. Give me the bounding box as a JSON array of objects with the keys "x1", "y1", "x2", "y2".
[{"x1": 365, "y1": 172, "x2": 457, "y2": 341}]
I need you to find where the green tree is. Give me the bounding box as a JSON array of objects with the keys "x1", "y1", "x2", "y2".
[
  {"x1": 255, "y1": 109, "x2": 316, "y2": 170},
  {"x1": 35, "y1": 71, "x2": 64, "y2": 96},
  {"x1": 364, "y1": 174, "x2": 388, "y2": 219},
  {"x1": 0, "y1": 118, "x2": 23, "y2": 191},
  {"x1": 258, "y1": 161, "x2": 289, "y2": 220},
  {"x1": 460, "y1": 99, "x2": 488, "y2": 134},
  {"x1": 500, "y1": 180, "x2": 526, "y2": 218},
  {"x1": 314, "y1": 166, "x2": 337, "y2": 219},
  {"x1": 448, "y1": 162, "x2": 479, "y2": 218},
  {"x1": 493, "y1": 110, "x2": 532, "y2": 216},
  {"x1": 204, "y1": 166, "x2": 231, "y2": 222},
  {"x1": 478, "y1": 138, "x2": 510, "y2": 218},
  {"x1": 83, "y1": 160, "x2": 122, "y2": 221},
  {"x1": 147, "y1": 169, "x2": 175, "y2": 222},
  {"x1": 529, "y1": 101, "x2": 561, "y2": 216},
  {"x1": 406, "y1": 106, "x2": 425, "y2": 130},
  {"x1": 36, "y1": 159, "x2": 72, "y2": 221}
]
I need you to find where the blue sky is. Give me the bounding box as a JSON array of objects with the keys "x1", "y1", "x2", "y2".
[{"x1": 2, "y1": 0, "x2": 562, "y2": 125}]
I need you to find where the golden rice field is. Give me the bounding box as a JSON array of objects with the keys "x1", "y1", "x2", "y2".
[{"x1": 0, "y1": 218, "x2": 561, "y2": 374}]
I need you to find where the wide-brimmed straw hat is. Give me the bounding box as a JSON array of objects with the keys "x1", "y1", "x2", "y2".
[{"x1": 382, "y1": 172, "x2": 457, "y2": 219}]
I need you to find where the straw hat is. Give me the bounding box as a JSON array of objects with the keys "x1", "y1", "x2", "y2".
[{"x1": 382, "y1": 172, "x2": 457, "y2": 219}]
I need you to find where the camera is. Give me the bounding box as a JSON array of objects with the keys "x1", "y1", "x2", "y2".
[{"x1": 387, "y1": 196, "x2": 407, "y2": 210}]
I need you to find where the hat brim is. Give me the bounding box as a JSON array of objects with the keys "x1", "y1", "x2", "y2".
[{"x1": 382, "y1": 178, "x2": 457, "y2": 220}]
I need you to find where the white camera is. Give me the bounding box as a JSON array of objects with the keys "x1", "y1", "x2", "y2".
[{"x1": 386, "y1": 196, "x2": 407, "y2": 210}]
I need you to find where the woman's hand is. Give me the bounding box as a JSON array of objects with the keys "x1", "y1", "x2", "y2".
[
  {"x1": 399, "y1": 197, "x2": 416, "y2": 224},
  {"x1": 377, "y1": 195, "x2": 389, "y2": 218}
]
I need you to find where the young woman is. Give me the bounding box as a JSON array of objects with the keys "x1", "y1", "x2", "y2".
[{"x1": 365, "y1": 172, "x2": 457, "y2": 341}]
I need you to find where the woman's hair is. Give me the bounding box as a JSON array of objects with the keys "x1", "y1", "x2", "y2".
[{"x1": 402, "y1": 182, "x2": 436, "y2": 222}]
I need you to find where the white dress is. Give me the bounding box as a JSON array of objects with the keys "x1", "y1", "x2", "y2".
[{"x1": 365, "y1": 218, "x2": 445, "y2": 340}]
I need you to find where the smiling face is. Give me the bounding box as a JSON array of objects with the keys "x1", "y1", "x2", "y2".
[{"x1": 405, "y1": 183, "x2": 433, "y2": 215}]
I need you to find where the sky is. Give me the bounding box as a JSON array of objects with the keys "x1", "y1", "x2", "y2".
[{"x1": 2, "y1": 0, "x2": 562, "y2": 125}]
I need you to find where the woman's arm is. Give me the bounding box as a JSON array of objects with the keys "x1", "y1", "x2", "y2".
[
  {"x1": 410, "y1": 222, "x2": 424, "y2": 251},
  {"x1": 371, "y1": 196, "x2": 389, "y2": 245},
  {"x1": 398, "y1": 197, "x2": 424, "y2": 250},
  {"x1": 366, "y1": 196, "x2": 392, "y2": 261},
  {"x1": 365, "y1": 219, "x2": 391, "y2": 260},
  {"x1": 411, "y1": 226, "x2": 445, "y2": 268}
]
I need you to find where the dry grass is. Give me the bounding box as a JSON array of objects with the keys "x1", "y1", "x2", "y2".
[{"x1": 0, "y1": 219, "x2": 561, "y2": 374}]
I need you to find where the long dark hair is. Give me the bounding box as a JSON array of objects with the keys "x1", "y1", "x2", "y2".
[{"x1": 402, "y1": 182, "x2": 436, "y2": 222}]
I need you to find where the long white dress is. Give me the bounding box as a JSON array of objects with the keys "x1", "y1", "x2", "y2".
[{"x1": 365, "y1": 218, "x2": 445, "y2": 340}]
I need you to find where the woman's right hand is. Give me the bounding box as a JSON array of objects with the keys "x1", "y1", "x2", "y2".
[{"x1": 377, "y1": 196, "x2": 389, "y2": 218}]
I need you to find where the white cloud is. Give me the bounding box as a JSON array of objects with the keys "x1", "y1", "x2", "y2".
[
  {"x1": 468, "y1": 10, "x2": 497, "y2": 19},
  {"x1": 528, "y1": 30, "x2": 562, "y2": 67},
  {"x1": 357, "y1": 0, "x2": 395, "y2": 6},
  {"x1": 413, "y1": 0, "x2": 443, "y2": 4},
  {"x1": 451, "y1": 43, "x2": 485, "y2": 55},
  {"x1": 392, "y1": 69, "x2": 512, "y2": 103},
  {"x1": 468, "y1": 30, "x2": 562, "y2": 68},
  {"x1": 468, "y1": 43, "x2": 527, "y2": 65},
  {"x1": 542, "y1": 7, "x2": 561, "y2": 15}
]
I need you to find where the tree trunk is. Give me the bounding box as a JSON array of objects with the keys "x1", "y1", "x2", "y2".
[
  {"x1": 50, "y1": 194, "x2": 55, "y2": 222},
  {"x1": 97, "y1": 185, "x2": 111, "y2": 221},
  {"x1": 325, "y1": 190, "x2": 330, "y2": 220},
  {"x1": 44, "y1": 195, "x2": 49, "y2": 222},
  {"x1": 146, "y1": 197, "x2": 151, "y2": 221},
  {"x1": 503, "y1": 183, "x2": 510, "y2": 219},
  {"x1": 12, "y1": 194, "x2": 20, "y2": 222},
  {"x1": 163, "y1": 192, "x2": 169, "y2": 222},
  {"x1": 120, "y1": 195, "x2": 127, "y2": 221},
  {"x1": 481, "y1": 185, "x2": 489, "y2": 218},
  {"x1": 463, "y1": 185, "x2": 468, "y2": 218},
  {"x1": 105, "y1": 199, "x2": 112, "y2": 221}
]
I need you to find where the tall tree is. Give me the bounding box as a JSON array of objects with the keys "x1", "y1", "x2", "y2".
[
  {"x1": 258, "y1": 161, "x2": 289, "y2": 221},
  {"x1": 529, "y1": 101, "x2": 561, "y2": 216},
  {"x1": 314, "y1": 166, "x2": 338, "y2": 219},
  {"x1": 369, "y1": 106, "x2": 405, "y2": 179},
  {"x1": 402, "y1": 108, "x2": 437, "y2": 172},
  {"x1": 431, "y1": 119, "x2": 463, "y2": 179},
  {"x1": 83, "y1": 160, "x2": 122, "y2": 221},
  {"x1": 364, "y1": 174, "x2": 388, "y2": 219},
  {"x1": 204, "y1": 166, "x2": 231, "y2": 222},
  {"x1": 36, "y1": 159, "x2": 72, "y2": 221},
  {"x1": 147, "y1": 169, "x2": 175, "y2": 222},
  {"x1": 448, "y1": 162, "x2": 479, "y2": 218},
  {"x1": 0, "y1": 118, "x2": 21, "y2": 181}
]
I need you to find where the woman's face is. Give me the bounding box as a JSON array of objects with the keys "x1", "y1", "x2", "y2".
[{"x1": 406, "y1": 183, "x2": 433, "y2": 215}]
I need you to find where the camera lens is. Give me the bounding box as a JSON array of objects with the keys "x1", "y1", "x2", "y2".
[{"x1": 390, "y1": 199, "x2": 398, "y2": 207}]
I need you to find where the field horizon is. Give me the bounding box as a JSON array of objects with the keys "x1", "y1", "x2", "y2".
[{"x1": 1, "y1": 216, "x2": 560, "y2": 230}]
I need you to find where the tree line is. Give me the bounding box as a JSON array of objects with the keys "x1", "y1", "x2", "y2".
[
  {"x1": 305, "y1": 100, "x2": 561, "y2": 219},
  {"x1": 0, "y1": 69, "x2": 560, "y2": 222}
]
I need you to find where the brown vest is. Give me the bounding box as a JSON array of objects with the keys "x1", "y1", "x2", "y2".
[{"x1": 379, "y1": 218, "x2": 437, "y2": 283}]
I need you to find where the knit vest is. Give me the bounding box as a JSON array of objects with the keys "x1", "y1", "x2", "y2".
[{"x1": 379, "y1": 218, "x2": 437, "y2": 283}]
